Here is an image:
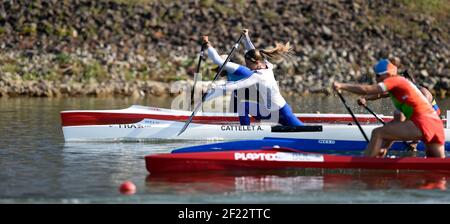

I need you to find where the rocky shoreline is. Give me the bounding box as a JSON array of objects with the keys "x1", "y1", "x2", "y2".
[
  {"x1": 0, "y1": 72, "x2": 172, "y2": 97},
  {"x1": 0, "y1": 0, "x2": 449, "y2": 98}
]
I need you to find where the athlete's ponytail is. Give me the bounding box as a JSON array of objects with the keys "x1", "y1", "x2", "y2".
[
  {"x1": 260, "y1": 42, "x2": 293, "y2": 62},
  {"x1": 245, "y1": 42, "x2": 293, "y2": 63}
]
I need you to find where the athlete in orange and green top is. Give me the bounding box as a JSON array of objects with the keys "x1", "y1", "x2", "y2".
[
  {"x1": 333, "y1": 59, "x2": 445, "y2": 158},
  {"x1": 380, "y1": 75, "x2": 434, "y2": 120},
  {"x1": 401, "y1": 70, "x2": 441, "y2": 116}
]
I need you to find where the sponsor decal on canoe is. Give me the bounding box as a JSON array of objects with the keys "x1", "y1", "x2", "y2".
[
  {"x1": 235, "y1": 152, "x2": 277, "y2": 161},
  {"x1": 275, "y1": 152, "x2": 324, "y2": 162},
  {"x1": 234, "y1": 152, "x2": 324, "y2": 162},
  {"x1": 108, "y1": 119, "x2": 165, "y2": 128},
  {"x1": 221, "y1": 125, "x2": 263, "y2": 131},
  {"x1": 318, "y1": 139, "x2": 336, "y2": 144},
  {"x1": 139, "y1": 119, "x2": 170, "y2": 124},
  {"x1": 110, "y1": 124, "x2": 146, "y2": 128}
]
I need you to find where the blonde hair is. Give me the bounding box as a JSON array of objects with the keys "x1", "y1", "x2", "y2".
[{"x1": 245, "y1": 42, "x2": 292, "y2": 63}]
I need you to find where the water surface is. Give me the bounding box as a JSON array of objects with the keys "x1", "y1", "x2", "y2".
[{"x1": 1, "y1": 96, "x2": 450, "y2": 203}]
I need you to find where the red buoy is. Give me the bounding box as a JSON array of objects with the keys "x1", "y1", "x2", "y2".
[{"x1": 119, "y1": 181, "x2": 136, "y2": 195}]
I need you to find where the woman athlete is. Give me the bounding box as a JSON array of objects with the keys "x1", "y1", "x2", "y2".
[
  {"x1": 333, "y1": 59, "x2": 445, "y2": 158},
  {"x1": 202, "y1": 30, "x2": 303, "y2": 126}
]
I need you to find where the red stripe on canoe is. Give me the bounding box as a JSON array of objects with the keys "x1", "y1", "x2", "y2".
[
  {"x1": 60, "y1": 112, "x2": 391, "y2": 126},
  {"x1": 145, "y1": 149, "x2": 450, "y2": 173}
]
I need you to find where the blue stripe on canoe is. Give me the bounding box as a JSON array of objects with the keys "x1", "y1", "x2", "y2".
[{"x1": 172, "y1": 137, "x2": 450, "y2": 153}]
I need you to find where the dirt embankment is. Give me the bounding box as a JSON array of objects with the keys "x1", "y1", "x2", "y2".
[{"x1": 0, "y1": 0, "x2": 449, "y2": 98}]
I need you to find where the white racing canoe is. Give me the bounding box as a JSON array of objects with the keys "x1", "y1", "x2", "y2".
[
  {"x1": 61, "y1": 117, "x2": 450, "y2": 142},
  {"x1": 63, "y1": 119, "x2": 444, "y2": 141},
  {"x1": 60, "y1": 105, "x2": 393, "y2": 126},
  {"x1": 61, "y1": 106, "x2": 449, "y2": 142},
  {"x1": 62, "y1": 118, "x2": 378, "y2": 141}
]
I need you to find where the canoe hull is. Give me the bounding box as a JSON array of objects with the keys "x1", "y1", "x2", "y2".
[
  {"x1": 62, "y1": 119, "x2": 380, "y2": 141},
  {"x1": 171, "y1": 137, "x2": 450, "y2": 152},
  {"x1": 61, "y1": 105, "x2": 392, "y2": 126},
  {"x1": 145, "y1": 148, "x2": 450, "y2": 173}
]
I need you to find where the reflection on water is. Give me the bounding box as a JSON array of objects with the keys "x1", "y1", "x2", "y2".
[
  {"x1": 1, "y1": 96, "x2": 450, "y2": 203},
  {"x1": 146, "y1": 170, "x2": 449, "y2": 195}
]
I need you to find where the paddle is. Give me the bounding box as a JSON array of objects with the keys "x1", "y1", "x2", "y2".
[
  {"x1": 335, "y1": 90, "x2": 370, "y2": 142},
  {"x1": 362, "y1": 105, "x2": 385, "y2": 125},
  {"x1": 177, "y1": 33, "x2": 245, "y2": 136},
  {"x1": 190, "y1": 43, "x2": 207, "y2": 110},
  {"x1": 362, "y1": 104, "x2": 415, "y2": 151}
]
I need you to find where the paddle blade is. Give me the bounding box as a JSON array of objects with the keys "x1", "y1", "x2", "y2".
[
  {"x1": 177, "y1": 117, "x2": 194, "y2": 136},
  {"x1": 177, "y1": 102, "x2": 203, "y2": 136}
]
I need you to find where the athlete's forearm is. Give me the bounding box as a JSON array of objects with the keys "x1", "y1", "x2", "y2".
[
  {"x1": 364, "y1": 93, "x2": 389, "y2": 101},
  {"x1": 243, "y1": 35, "x2": 255, "y2": 53},
  {"x1": 207, "y1": 46, "x2": 240, "y2": 73},
  {"x1": 340, "y1": 83, "x2": 383, "y2": 95},
  {"x1": 215, "y1": 75, "x2": 260, "y2": 92}
]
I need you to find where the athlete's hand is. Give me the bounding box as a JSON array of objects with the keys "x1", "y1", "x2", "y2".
[
  {"x1": 202, "y1": 36, "x2": 209, "y2": 46},
  {"x1": 242, "y1": 29, "x2": 249, "y2": 35},
  {"x1": 332, "y1": 82, "x2": 343, "y2": 91},
  {"x1": 202, "y1": 82, "x2": 216, "y2": 93},
  {"x1": 357, "y1": 97, "x2": 367, "y2": 107},
  {"x1": 208, "y1": 82, "x2": 217, "y2": 90}
]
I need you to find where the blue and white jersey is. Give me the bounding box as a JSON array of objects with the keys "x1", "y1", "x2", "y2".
[{"x1": 207, "y1": 46, "x2": 287, "y2": 111}]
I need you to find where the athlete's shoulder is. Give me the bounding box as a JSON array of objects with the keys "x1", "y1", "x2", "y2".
[
  {"x1": 385, "y1": 75, "x2": 406, "y2": 81},
  {"x1": 383, "y1": 75, "x2": 408, "y2": 85},
  {"x1": 235, "y1": 65, "x2": 255, "y2": 78},
  {"x1": 380, "y1": 75, "x2": 409, "y2": 91}
]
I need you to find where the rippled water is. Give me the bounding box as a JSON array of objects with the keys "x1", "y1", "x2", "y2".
[{"x1": 1, "y1": 96, "x2": 450, "y2": 203}]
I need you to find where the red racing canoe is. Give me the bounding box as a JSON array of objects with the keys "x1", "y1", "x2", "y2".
[{"x1": 145, "y1": 147, "x2": 450, "y2": 173}]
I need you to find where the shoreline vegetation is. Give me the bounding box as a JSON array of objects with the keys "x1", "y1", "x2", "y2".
[{"x1": 0, "y1": 0, "x2": 449, "y2": 98}]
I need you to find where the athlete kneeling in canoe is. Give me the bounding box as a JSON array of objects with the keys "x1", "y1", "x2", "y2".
[
  {"x1": 356, "y1": 58, "x2": 441, "y2": 151},
  {"x1": 357, "y1": 58, "x2": 441, "y2": 122},
  {"x1": 202, "y1": 33, "x2": 304, "y2": 126},
  {"x1": 220, "y1": 29, "x2": 264, "y2": 119},
  {"x1": 333, "y1": 59, "x2": 445, "y2": 158}
]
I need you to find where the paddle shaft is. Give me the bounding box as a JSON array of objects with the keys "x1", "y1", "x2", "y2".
[
  {"x1": 178, "y1": 33, "x2": 245, "y2": 136},
  {"x1": 201, "y1": 34, "x2": 244, "y2": 102},
  {"x1": 336, "y1": 91, "x2": 370, "y2": 142},
  {"x1": 190, "y1": 44, "x2": 206, "y2": 110},
  {"x1": 363, "y1": 105, "x2": 386, "y2": 125}
]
